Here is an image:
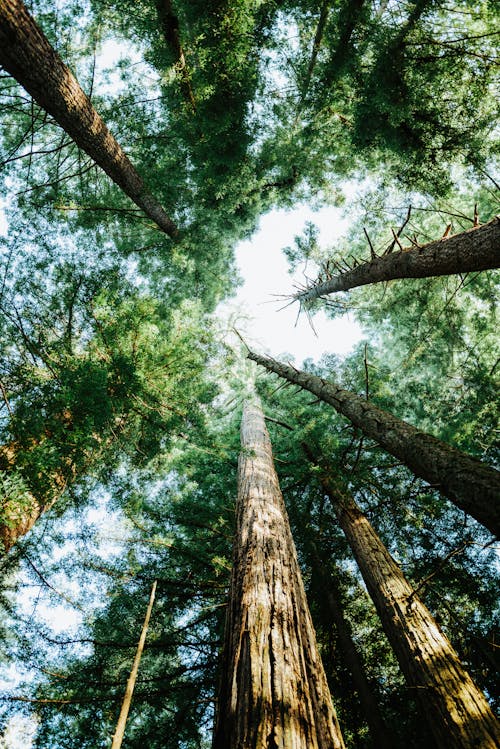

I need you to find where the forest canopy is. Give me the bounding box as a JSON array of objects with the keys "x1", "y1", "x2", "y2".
[{"x1": 0, "y1": 0, "x2": 498, "y2": 747}]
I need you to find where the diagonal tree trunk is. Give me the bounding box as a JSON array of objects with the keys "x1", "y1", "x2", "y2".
[
  {"x1": 305, "y1": 536, "x2": 398, "y2": 749},
  {"x1": 111, "y1": 580, "x2": 157, "y2": 749},
  {"x1": 316, "y1": 473, "x2": 499, "y2": 749},
  {"x1": 0, "y1": 0, "x2": 178, "y2": 237},
  {"x1": 0, "y1": 440, "x2": 73, "y2": 554},
  {"x1": 213, "y1": 399, "x2": 345, "y2": 749},
  {"x1": 294, "y1": 216, "x2": 500, "y2": 303},
  {"x1": 248, "y1": 351, "x2": 500, "y2": 537}
]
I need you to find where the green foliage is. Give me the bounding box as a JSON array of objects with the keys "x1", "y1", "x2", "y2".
[{"x1": 0, "y1": 1, "x2": 498, "y2": 746}]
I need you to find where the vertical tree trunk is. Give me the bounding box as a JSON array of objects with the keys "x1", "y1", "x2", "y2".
[
  {"x1": 306, "y1": 539, "x2": 398, "y2": 749},
  {"x1": 320, "y1": 476, "x2": 499, "y2": 749},
  {"x1": 213, "y1": 400, "x2": 345, "y2": 749},
  {"x1": 294, "y1": 217, "x2": 500, "y2": 302},
  {"x1": 111, "y1": 579, "x2": 157, "y2": 749},
  {"x1": 0, "y1": 0, "x2": 178, "y2": 237},
  {"x1": 248, "y1": 351, "x2": 500, "y2": 537}
]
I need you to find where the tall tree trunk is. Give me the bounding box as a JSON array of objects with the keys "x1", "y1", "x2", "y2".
[
  {"x1": 0, "y1": 0, "x2": 178, "y2": 237},
  {"x1": 111, "y1": 580, "x2": 157, "y2": 749},
  {"x1": 318, "y1": 475, "x2": 499, "y2": 749},
  {"x1": 248, "y1": 351, "x2": 500, "y2": 537},
  {"x1": 294, "y1": 217, "x2": 500, "y2": 303},
  {"x1": 306, "y1": 538, "x2": 398, "y2": 749},
  {"x1": 213, "y1": 399, "x2": 345, "y2": 749}
]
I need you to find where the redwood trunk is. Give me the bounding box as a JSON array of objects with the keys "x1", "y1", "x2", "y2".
[
  {"x1": 0, "y1": 0, "x2": 177, "y2": 237},
  {"x1": 248, "y1": 352, "x2": 500, "y2": 536},
  {"x1": 213, "y1": 400, "x2": 345, "y2": 749},
  {"x1": 322, "y1": 478, "x2": 499, "y2": 749},
  {"x1": 307, "y1": 541, "x2": 397, "y2": 749},
  {"x1": 295, "y1": 217, "x2": 500, "y2": 302}
]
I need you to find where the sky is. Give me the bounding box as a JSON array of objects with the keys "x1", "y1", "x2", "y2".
[{"x1": 222, "y1": 202, "x2": 363, "y2": 363}]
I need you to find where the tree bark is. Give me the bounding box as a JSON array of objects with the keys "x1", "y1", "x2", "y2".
[
  {"x1": 111, "y1": 580, "x2": 157, "y2": 749},
  {"x1": 0, "y1": 0, "x2": 178, "y2": 237},
  {"x1": 295, "y1": 217, "x2": 500, "y2": 303},
  {"x1": 320, "y1": 477, "x2": 499, "y2": 749},
  {"x1": 0, "y1": 441, "x2": 71, "y2": 554},
  {"x1": 307, "y1": 539, "x2": 397, "y2": 749},
  {"x1": 213, "y1": 399, "x2": 345, "y2": 749},
  {"x1": 248, "y1": 351, "x2": 500, "y2": 537}
]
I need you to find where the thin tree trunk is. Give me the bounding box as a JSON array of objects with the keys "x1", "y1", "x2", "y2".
[
  {"x1": 0, "y1": 0, "x2": 178, "y2": 237},
  {"x1": 294, "y1": 217, "x2": 500, "y2": 303},
  {"x1": 248, "y1": 351, "x2": 500, "y2": 536},
  {"x1": 155, "y1": 0, "x2": 196, "y2": 111},
  {"x1": 323, "y1": 0, "x2": 366, "y2": 83},
  {"x1": 319, "y1": 476, "x2": 499, "y2": 749},
  {"x1": 306, "y1": 538, "x2": 398, "y2": 749},
  {"x1": 300, "y1": 0, "x2": 332, "y2": 102},
  {"x1": 213, "y1": 399, "x2": 345, "y2": 749},
  {"x1": 111, "y1": 579, "x2": 157, "y2": 749}
]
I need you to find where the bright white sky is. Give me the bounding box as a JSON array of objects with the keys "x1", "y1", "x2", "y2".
[{"x1": 223, "y1": 202, "x2": 363, "y2": 363}]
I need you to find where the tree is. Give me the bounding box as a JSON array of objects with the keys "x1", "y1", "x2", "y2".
[
  {"x1": 312, "y1": 468, "x2": 499, "y2": 749},
  {"x1": 0, "y1": 0, "x2": 177, "y2": 236},
  {"x1": 303, "y1": 534, "x2": 398, "y2": 749},
  {"x1": 0, "y1": 257, "x2": 218, "y2": 552},
  {"x1": 213, "y1": 398, "x2": 345, "y2": 748},
  {"x1": 294, "y1": 216, "x2": 500, "y2": 303},
  {"x1": 248, "y1": 351, "x2": 500, "y2": 537},
  {"x1": 111, "y1": 579, "x2": 157, "y2": 749}
]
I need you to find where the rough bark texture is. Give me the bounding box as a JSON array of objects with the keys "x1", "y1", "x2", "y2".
[
  {"x1": 295, "y1": 217, "x2": 500, "y2": 302},
  {"x1": 323, "y1": 479, "x2": 499, "y2": 749},
  {"x1": 248, "y1": 352, "x2": 500, "y2": 537},
  {"x1": 0, "y1": 0, "x2": 178, "y2": 237},
  {"x1": 213, "y1": 400, "x2": 345, "y2": 749},
  {"x1": 307, "y1": 540, "x2": 397, "y2": 749}
]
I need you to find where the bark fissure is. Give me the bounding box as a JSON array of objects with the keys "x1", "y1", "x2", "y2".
[
  {"x1": 214, "y1": 399, "x2": 345, "y2": 748},
  {"x1": 320, "y1": 479, "x2": 499, "y2": 749}
]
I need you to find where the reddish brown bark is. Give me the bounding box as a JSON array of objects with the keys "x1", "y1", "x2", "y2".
[
  {"x1": 213, "y1": 400, "x2": 345, "y2": 749},
  {"x1": 0, "y1": 441, "x2": 70, "y2": 553},
  {"x1": 307, "y1": 539, "x2": 397, "y2": 749},
  {"x1": 0, "y1": 0, "x2": 178, "y2": 236},
  {"x1": 295, "y1": 217, "x2": 500, "y2": 302},
  {"x1": 248, "y1": 351, "x2": 500, "y2": 537},
  {"x1": 321, "y1": 477, "x2": 499, "y2": 749}
]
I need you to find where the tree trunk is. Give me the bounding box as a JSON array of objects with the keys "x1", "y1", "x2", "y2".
[
  {"x1": 111, "y1": 580, "x2": 157, "y2": 749},
  {"x1": 248, "y1": 351, "x2": 500, "y2": 537},
  {"x1": 0, "y1": 0, "x2": 178, "y2": 237},
  {"x1": 295, "y1": 217, "x2": 500, "y2": 303},
  {"x1": 0, "y1": 441, "x2": 71, "y2": 554},
  {"x1": 155, "y1": 0, "x2": 196, "y2": 111},
  {"x1": 213, "y1": 399, "x2": 345, "y2": 749},
  {"x1": 307, "y1": 539, "x2": 398, "y2": 749},
  {"x1": 320, "y1": 476, "x2": 499, "y2": 749}
]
